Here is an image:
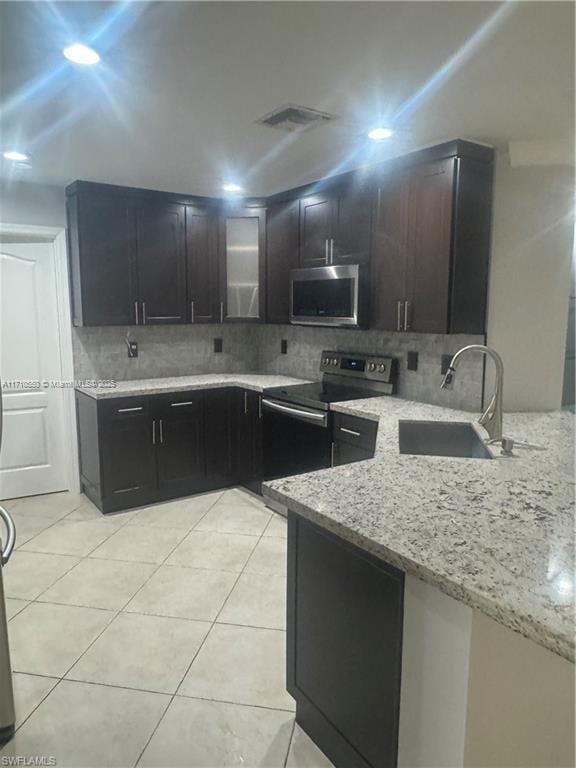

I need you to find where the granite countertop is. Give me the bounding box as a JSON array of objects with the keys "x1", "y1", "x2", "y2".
[
  {"x1": 264, "y1": 396, "x2": 575, "y2": 662},
  {"x1": 76, "y1": 373, "x2": 310, "y2": 399}
]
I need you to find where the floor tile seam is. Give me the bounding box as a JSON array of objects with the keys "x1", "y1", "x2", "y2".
[
  {"x1": 18, "y1": 516, "x2": 129, "y2": 561},
  {"x1": 9, "y1": 676, "x2": 66, "y2": 739},
  {"x1": 133, "y1": 612, "x2": 218, "y2": 768},
  {"x1": 11, "y1": 554, "x2": 83, "y2": 603}
]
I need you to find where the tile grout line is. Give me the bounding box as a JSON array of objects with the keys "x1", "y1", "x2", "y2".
[
  {"x1": 8, "y1": 490, "x2": 225, "y2": 738},
  {"x1": 134, "y1": 490, "x2": 279, "y2": 768}
]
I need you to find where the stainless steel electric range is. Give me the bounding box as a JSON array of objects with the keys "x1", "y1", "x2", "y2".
[{"x1": 261, "y1": 350, "x2": 397, "y2": 480}]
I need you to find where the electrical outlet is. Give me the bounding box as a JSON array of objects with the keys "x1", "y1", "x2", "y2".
[
  {"x1": 214, "y1": 338, "x2": 223, "y2": 353},
  {"x1": 407, "y1": 351, "x2": 418, "y2": 371},
  {"x1": 126, "y1": 340, "x2": 138, "y2": 358},
  {"x1": 441, "y1": 354, "x2": 453, "y2": 374},
  {"x1": 281, "y1": 339, "x2": 288, "y2": 354}
]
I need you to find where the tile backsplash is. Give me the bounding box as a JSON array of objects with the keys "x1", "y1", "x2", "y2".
[{"x1": 72, "y1": 323, "x2": 485, "y2": 411}]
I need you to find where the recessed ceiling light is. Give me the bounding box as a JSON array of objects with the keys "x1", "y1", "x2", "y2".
[
  {"x1": 2, "y1": 150, "x2": 30, "y2": 162},
  {"x1": 63, "y1": 43, "x2": 100, "y2": 66},
  {"x1": 222, "y1": 182, "x2": 243, "y2": 194},
  {"x1": 367, "y1": 127, "x2": 394, "y2": 141}
]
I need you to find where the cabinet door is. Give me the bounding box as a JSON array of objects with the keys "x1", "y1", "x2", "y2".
[
  {"x1": 100, "y1": 398, "x2": 157, "y2": 511},
  {"x1": 220, "y1": 207, "x2": 266, "y2": 322},
  {"x1": 287, "y1": 514, "x2": 404, "y2": 768},
  {"x1": 136, "y1": 201, "x2": 187, "y2": 324},
  {"x1": 266, "y1": 200, "x2": 299, "y2": 323},
  {"x1": 204, "y1": 388, "x2": 237, "y2": 489},
  {"x1": 406, "y1": 158, "x2": 455, "y2": 333},
  {"x1": 332, "y1": 187, "x2": 373, "y2": 265},
  {"x1": 370, "y1": 172, "x2": 411, "y2": 331},
  {"x1": 155, "y1": 393, "x2": 205, "y2": 498},
  {"x1": 299, "y1": 194, "x2": 334, "y2": 266},
  {"x1": 237, "y1": 390, "x2": 263, "y2": 493},
  {"x1": 186, "y1": 205, "x2": 219, "y2": 323},
  {"x1": 68, "y1": 189, "x2": 138, "y2": 326}
]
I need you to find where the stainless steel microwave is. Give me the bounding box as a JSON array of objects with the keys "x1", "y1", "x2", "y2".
[{"x1": 290, "y1": 265, "x2": 360, "y2": 327}]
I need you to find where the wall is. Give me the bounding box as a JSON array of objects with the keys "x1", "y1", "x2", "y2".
[
  {"x1": 72, "y1": 324, "x2": 260, "y2": 382},
  {"x1": 256, "y1": 325, "x2": 485, "y2": 411},
  {"x1": 0, "y1": 179, "x2": 66, "y2": 228},
  {"x1": 72, "y1": 323, "x2": 485, "y2": 411},
  {"x1": 486, "y1": 154, "x2": 574, "y2": 411}
]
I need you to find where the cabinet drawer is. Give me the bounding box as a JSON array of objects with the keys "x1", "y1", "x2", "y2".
[
  {"x1": 332, "y1": 413, "x2": 377, "y2": 451},
  {"x1": 99, "y1": 396, "x2": 152, "y2": 421},
  {"x1": 155, "y1": 390, "x2": 204, "y2": 414}
]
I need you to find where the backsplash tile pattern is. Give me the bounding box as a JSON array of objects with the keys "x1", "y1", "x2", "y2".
[
  {"x1": 72, "y1": 325, "x2": 260, "y2": 382},
  {"x1": 72, "y1": 324, "x2": 485, "y2": 411},
  {"x1": 254, "y1": 325, "x2": 486, "y2": 411}
]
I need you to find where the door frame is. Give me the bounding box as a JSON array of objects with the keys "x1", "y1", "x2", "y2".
[{"x1": 0, "y1": 222, "x2": 80, "y2": 495}]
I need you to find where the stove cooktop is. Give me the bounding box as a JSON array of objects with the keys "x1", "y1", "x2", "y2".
[{"x1": 262, "y1": 381, "x2": 386, "y2": 412}]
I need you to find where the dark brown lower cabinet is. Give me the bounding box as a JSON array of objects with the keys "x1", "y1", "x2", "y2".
[
  {"x1": 287, "y1": 513, "x2": 404, "y2": 768},
  {"x1": 236, "y1": 389, "x2": 263, "y2": 494},
  {"x1": 98, "y1": 396, "x2": 158, "y2": 512},
  {"x1": 204, "y1": 388, "x2": 238, "y2": 490},
  {"x1": 155, "y1": 392, "x2": 205, "y2": 499},
  {"x1": 332, "y1": 413, "x2": 378, "y2": 467},
  {"x1": 76, "y1": 387, "x2": 239, "y2": 513}
]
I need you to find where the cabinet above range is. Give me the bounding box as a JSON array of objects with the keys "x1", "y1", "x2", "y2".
[{"x1": 66, "y1": 181, "x2": 266, "y2": 327}]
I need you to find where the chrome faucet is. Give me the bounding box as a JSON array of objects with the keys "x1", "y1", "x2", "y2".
[{"x1": 440, "y1": 344, "x2": 504, "y2": 443}]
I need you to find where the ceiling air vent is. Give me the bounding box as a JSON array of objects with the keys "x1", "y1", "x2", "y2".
[{"x1": 256, "y1": 104, "x2": 337, "y2": 133}]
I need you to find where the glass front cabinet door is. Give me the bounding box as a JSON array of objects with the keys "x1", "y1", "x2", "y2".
[{"x1": 220, "y1": 206, "x2": 266, "y2": 322}]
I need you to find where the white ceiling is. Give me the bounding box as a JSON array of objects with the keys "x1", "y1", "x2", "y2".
[{"x1": 0, "y1": 1, "x2": 573, "y2": 196}]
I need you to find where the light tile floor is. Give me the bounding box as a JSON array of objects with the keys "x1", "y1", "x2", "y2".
[{"x1": 1, "y1": 487, "x2": 333, "y2": 767}]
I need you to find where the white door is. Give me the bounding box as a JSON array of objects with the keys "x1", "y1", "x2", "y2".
[{"x1": 0, "y1": 241, "x2": 68, "y2": 499}]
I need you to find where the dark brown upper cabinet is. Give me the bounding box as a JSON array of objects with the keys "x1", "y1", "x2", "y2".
[
  {"x1": 266, "y1": 199, "x2": 300, "y2": 324},
  {"x1": 299, "y1": 186, "x2": 373, "y2": 268},
  {"x1": 219, "y1": 205, "x2": 266, "y2": 323},
  {"x1": 67, "y1": 182, "x2": 187, "y2": 327},
  {"x1": 371, "y1": 152, "x2": 493, "y2": 334},
  {"x1": 186, "y1": 204, "x2": 220, "y2": 323},
  {"x1": 67, "y1": 185, "x2": 139, "y2": 326},
  {"x1": 299, "y1": 193, "x2": 334, "y2": 266},
  {"x1": 136, "y1": 200, "x2": 187, "y2": 324}
]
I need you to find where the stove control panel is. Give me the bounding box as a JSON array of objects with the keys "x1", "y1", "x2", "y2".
[{"x1": 320, "y1": 351, "x2": 397, "y2": 384}]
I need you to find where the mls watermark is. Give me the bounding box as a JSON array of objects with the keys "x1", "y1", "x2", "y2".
[
  {"x1": 1, "y1": 379, "x2": 116, "y2": 390},
  {"x1": 1, "y1": 758, "x2": 57, "y2": 766}
]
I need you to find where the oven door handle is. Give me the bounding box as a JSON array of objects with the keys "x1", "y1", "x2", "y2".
[{"x1": 261, "y1": 398, "x2": 329, "y2": 428}]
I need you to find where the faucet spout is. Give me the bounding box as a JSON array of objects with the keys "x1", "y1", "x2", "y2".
[{"x1": 441, "y1": 345, "x2": 505, "y2": 442}]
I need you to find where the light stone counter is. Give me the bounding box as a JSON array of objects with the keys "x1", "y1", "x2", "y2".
[
  {"x1": 264, "y1": 396, "x2": 575, "y2": 661},
  {"x1": 76, "y1": 373, "x2": 310, "y2": 399}
]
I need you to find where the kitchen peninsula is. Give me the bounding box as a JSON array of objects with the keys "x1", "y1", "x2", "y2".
[{"x1": 264, "y1": 396, "x2": 574, "y2": 768}]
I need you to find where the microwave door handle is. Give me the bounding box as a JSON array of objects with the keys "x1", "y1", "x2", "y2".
[{"x1": 261, "y1": 398, "x2": 328, "y2": 427}]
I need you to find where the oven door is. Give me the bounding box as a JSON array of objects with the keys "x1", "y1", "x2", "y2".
[
  {"x1": 290, "y1": 265, "x2": 359, "y2": 327},
  {"x1": 261, "y1": 398, "x2": 332, "y2": 480}
]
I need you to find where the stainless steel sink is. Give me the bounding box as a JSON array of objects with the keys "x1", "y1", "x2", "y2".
[{"x1": 398, "y1": 420, "x2": 494, "y2": 459}]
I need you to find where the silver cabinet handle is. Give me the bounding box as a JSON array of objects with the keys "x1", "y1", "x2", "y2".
[
  {"x1": 134, "y1": 301, "x2": 139, "y2": 325},
  {"x1": 159, "y1": 419, "x2": 164, "y2": 444},
  {"x1": 190, "y1": 301, "x2": 195, "y2": 324},
  {"x1": 142, "y1": 301, "x2": 147, "y2": 325},
  {"x1": 340, "y1": 427, "x2": 361, "y2": 437},
  {"x1": 258, "y1": 395, "x2": 262, "y2": 419},
  {"x1": 325, "y1": 239, "x2": 329, "y2": 264},
  {"x1": 0, "y1": 505, "x2": 16, "y2": 565},
  {"x1": 330, "y1": 238, "x2": 334, "y2": 264},
  {"x1": 152, "y1": 419, "x2": 156, "y2": 445},
  {"x1": 404, "y1": 301, "x2": 410, "y2": 331},
  {"x1": 117, "y1": 406, "x2": 143, "y2": 413},
  {"x1": 244, "y1": 391, "x2": 248, "y2": 415},
  {"x1": 397, "y1": 301, "x2": 402, "y2": 331},
  {"x1": 330, "y1": 442, "x2": 335, "y2": 467},
  {"x1": 171, "y1": 401, "x2": 194, "y2": 407},
  {"x1": 220, "y1": 301, "x2": 224, "y2": 324}
]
